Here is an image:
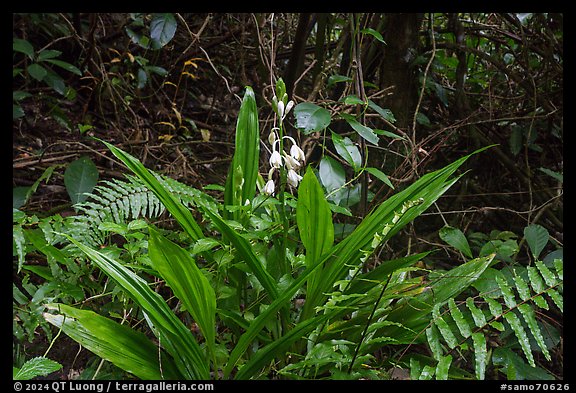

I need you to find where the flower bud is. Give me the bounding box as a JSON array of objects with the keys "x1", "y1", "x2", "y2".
[
  {"x1": 283, "y1": 152, "x2": 301, "y2": 170},
  {"x1": 264, "y1": 179, "x2": 276, "y2": 196},
  {"x1": 277, "y1": 101, "x2": 285, "y2": 120}
]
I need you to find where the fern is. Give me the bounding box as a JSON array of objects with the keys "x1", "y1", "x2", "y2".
[
  {"x1": 422, "y1": 259, "x2": 563, "y2": 379},
  {"x1": 67, "y1": 173, "x2": 220, "y2": 247}
]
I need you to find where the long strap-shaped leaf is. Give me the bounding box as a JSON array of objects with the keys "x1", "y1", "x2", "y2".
[
  {"x1": 98, "y1": 139, "x2": 204, "y2": 241},
  {"x1": 64, "y1": 235, "x2": 210, "y2": 379},
  {"x1": 44, "y1": 304, "x2": 182, "y2": 380},
  {"x1": 301, "y1": 146, "x2": 493, "y2": 321},
  {"x1": 148, "y1": 226, "x2": 216, "y2": 357},
  {"x1": 224, "y1": 86, "x2": 260, "y2": 221}
]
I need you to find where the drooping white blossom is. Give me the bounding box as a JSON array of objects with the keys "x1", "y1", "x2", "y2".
[{"x1": 287, "y1": 169, "x2": 303, "y2": 188}]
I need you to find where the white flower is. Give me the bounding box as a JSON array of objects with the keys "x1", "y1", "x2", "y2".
[
  {"x1": 269, "y1": 150, "x2": 283, "y2": 168},
  {"x1": 287, "y1": 169, "x2": 303, "y2": 188},
  {"x1": 268, "y1": 130, "x2": 277, "y2": 146},
  {"x1": 264, "y1": 179, "x2": 276, "y2": 196},
  {"x1": 283, "y1": 153, "x2": 301, "y2": 171},
  {"x1": 290, "y1": 143, "x2": 306, "y2": 163}
]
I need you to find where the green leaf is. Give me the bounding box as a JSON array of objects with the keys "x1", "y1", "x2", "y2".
[
  {"x1": 13, "y1": 104, "x2": 25, "y2": 119},
  {"x1": 44, "y1": 59, "x2": 82, "y2": 76},
  {"x1": 27, "y1": 63, "x2": 48, "y2": 81},
  {"x1": 366, "y1": 167, "x2": 394, "y2": 189},
  {"x1": 517, "y1": 303, "x2": 551, "y2": 361},
  {"x1": 319, "y1": 156, "x2": 345, "y2": 194},
  {"x1": 472, "y1": 332, "x2": 487, "y2": 379},
  {"x1": 341, "y1": 113, "x2": 379, "y2": 145},
  {"x1": 448, "y1": 298, "x2": 471, "y2": 338},
  {"x1": 523, "y1": 224, "x2": 549, "y2": 259},
  {"x1": 426, "y1": 324, "x2": 443, "y2": 360},
  {"x1": 367, "y1": 100, "x2": 396, "y2": 123},
  {"x1": 148, "y1": 226, "x2": 216, "y2": 354},
  {"x1": 360, "y1": 28, "x2": 385, "y2": 43},
  {"x1": 341, "y1": 94, "x2": 365, "y2": 105},
  {"x1": 64, "y1": 156, "x2": 99, "y2": 204},
  {"x1": 538, "y1": 167, "x2": 563, "y2": 183},
  {"x1": 331, "y1": 131, "x2": 362, "y2": 172},
  {"x1": 224, "y1": 86, "x2": 260, "y2": 221},
  {"x1": 150, "y1": 13, "x2": 177, "y2": 50},
  {"x1": 432, "y1": 303, "x2": 458, "y2": 349},
  {"x1": 13, "y1": 357, "x2": 62, "y2": 380},
  {"x1": 294, "y1": 102, "x2": 331, "y2": 134},
  {"x1": 37, "y1": 49, "x2": 62, "y2": 61},
  {"x1": 327, "y1": 74, "x2": 352, "y2": 87},
  {"x1": 13, "y1": 38, "x2": 35, "y2": 59},
  {"x1": 465, "y1": 297, "x2": 487, "y2": 327},
  {"x1": 44, "y1": 305, "x2": 180, "y2": 380},
  {"x1": 439, "y1": 225, "x2": 473, "y2": 259},
  {"x1": 99, "y1": 139, "x2": 204, "y2": 241},
  {"x1": 493, "y1": 348, "x2": 555, "y2": 380},
  {"x1": 435, "y1": 355, "x2": 452, "y2": 380},
  {"x1": 503, "y1": 311, "x2": 535, "y2": 367},
  {"x1": 297, "y1": 167, "x2": 334, "y2": 296},
  {"x1": 62, "y1": 236, "x2": 210, "y2": 379}
]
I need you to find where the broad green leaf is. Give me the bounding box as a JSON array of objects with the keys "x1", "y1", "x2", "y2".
[
  {"x1": 148, "y1": 226, "x2": 216, "y2": 354},
  {"x1": 99, "y1": 139, "x2": 204, "y2": 241},
  {"x1": 13, "y1": 38, "x2": 35, "y2": 59},
  {"x1": 13, "y1": 104, "x2": 25, "y2": 119},
  {"x1": 13, "y1": 357, "x2": 62, "y2": 380},
  {"x1": 331, "y1": 131, "x2": 362, "y2": 172},
  {"x1": 64, "y1": 156, "x2": 99, "y2": 204},
  {"x1": 341, "y1": 113, "x2": 379, "y2": 145},
  {"x1": 366, "y1": 167, "x2": 394, "y2": 189},
  {"x1": 341, "y1": 94, "x2": 365, "y2": 105},
  {"x1": 523, "y1": 224, "x2": 549, "y2": 259},
  {"x1": 37, "y1": 49, "x2": 61, "y2": 61},
  {"x1": 44, "y1": 59, "x2": 82, "y2": 76},
  {"x1": 224, "y1": 86, "x2": 260, "y2": 221},
  {"x1": 471, "y1": 332, "x2": 487, "y2": 380},
  {"x1": 44, "y1": 304, "x2": 180, "y2": 380},
  {"x1": 327, "y1": 74, "x2": 352, "y2": 87},
  {"x1": 493, "y1": 348, "x2": 555, "y2": 380},
  {"x1": 302, "y1": 146, "x2": 495, "y2": 322},
  {"x1": 62, "y1": 236, "x2": 209, "y2": 379},
  {"x1": 439, "y1": 225, "x2": 473, "y2": 259},
  {"x1": 503, "y1": 311, "x2": 535, "y2": 367},
  {"x1": 367, "y1": 100, "x2": 396, "y2": 123},
  {"x1": 294, "y1": 102, "x2": 331, "y2": 134},
  {"x1": 297, "y1": 167, "x2": 334, "y2": 297},
  {"x1": 150, "y1": 13, "x2": 177, "y2": 50},
  {"x1": 27, "y1": 63, "x2": 48, "y2": 81},
  {"x1": 360, "y1": 28, "x2": 385, "y2": 43},
  {"x1": 319, "y1": 156, "x2": 345, "y2": 194},
  {"x1": 448, "y1": 298, "x2": 471, "y2": 338}
]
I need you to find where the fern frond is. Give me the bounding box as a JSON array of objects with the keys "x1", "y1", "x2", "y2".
[{"x1": 425, "y1": 259, "x2": 563, "y2": 379}]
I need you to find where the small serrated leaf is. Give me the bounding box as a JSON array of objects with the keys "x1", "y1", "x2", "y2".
[
  {"x1": 448, "y1": 298, "x2": 471, "y2": 338},
  {"x1": 503, "y1": 311, "x2": 535, "y2": 367},
  {"x1": 471, "y1": 332, "x2": 487, "y2": 380},
  {"x1": 13, "y1": 357, "x2": 62, "y2": 380},
  {"x1": 432, "y1": 303, "x2": 458, "y2": 349},
  {"x1": 466, "y1": 297, "x2": 487, "y2": 327},
  {"x1": 517, "y1": 303, "x2": 551, "y2": 361},
  {"x1": 435, "y1": 354, "x2": 452, "y2": 380},
  {"x1": 426, "y1": 324, "x2": 443, "y2": 360}
]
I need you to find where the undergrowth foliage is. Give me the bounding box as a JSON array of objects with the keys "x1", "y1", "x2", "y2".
[{"x1": 13, "y1": 81, "x2": 562, "y2": 380}]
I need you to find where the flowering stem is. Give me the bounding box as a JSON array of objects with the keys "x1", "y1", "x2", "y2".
[{"x1": 276, "y1": 121, "x2": 290, "y2": 277}]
